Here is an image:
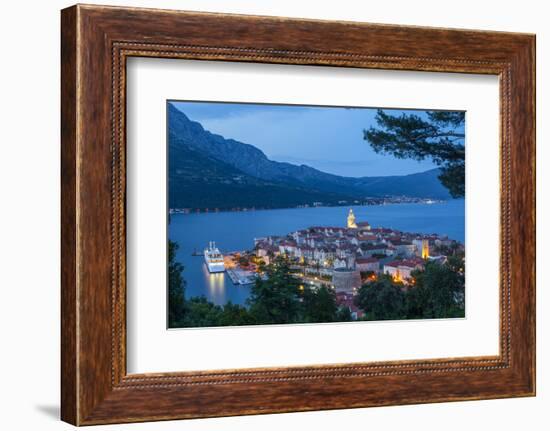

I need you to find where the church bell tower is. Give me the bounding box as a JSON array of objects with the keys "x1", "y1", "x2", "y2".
[{"x1": 347, "y1": 208, "x2": 358, "y2": 229}]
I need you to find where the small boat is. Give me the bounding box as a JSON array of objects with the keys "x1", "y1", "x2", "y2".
[{"x1": 204, "y1": 241, "x2": 225, "y2": 273}]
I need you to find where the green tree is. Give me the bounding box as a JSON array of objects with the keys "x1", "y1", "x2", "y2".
[
  {"x1": 247, "y1": 256, "x2": 302, "y2": 324},
  {"x1": 405, "y1": 261, "x2": 465, "y2": 319},
  {"x1": 355, "y1": 274, "x2": 406, "y2": 321},
  {"x1": 218, "y1": 302, "x2": 256, "y2": 326},
  {"x1": 364, "y1": 110, "x2": 465, "y2": 197},
  {"x1": 302, "y1": 286, "x2": 338, "y2": 323},
  {"x1": 336, "y1": 305, "x2": 353, "y2": 322},
  {"x1": 168, "y1": 240, "x2": 186, "y2": 327},
  {"x1": 183, "y1": 297, "x2": 223, "y2": 327},
  {"x1": 257, "y1": 258, "x2": 267, "y2": 273}
]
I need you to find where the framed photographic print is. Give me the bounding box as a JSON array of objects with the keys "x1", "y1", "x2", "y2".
[{"x1": 61, "y1": 4, "x2": 536, "y2": 425}]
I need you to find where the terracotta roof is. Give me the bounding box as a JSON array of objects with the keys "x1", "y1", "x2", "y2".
[
  {"x1": 362, "y1": 244, "x2": 387, "y2": 251},
  {"x1": 385, "y1": 258, "x2": 424, "y2": 268},
  {"x1": 358, "y1": 234, "x2": 377, "y2": 240},
  {"x1": 371, "y1": 227, "x2": 396, "y2": 234},
  {"x1": 390, "y1": 240, "x2": 413, "y2": 246},
  {"x1": 356, "y1": 257, "x2": 379, "y2": 264}
]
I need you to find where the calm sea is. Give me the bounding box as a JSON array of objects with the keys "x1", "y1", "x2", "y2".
[{"x1": 169, "y1": 199, "x2": 465, "y2": 306}]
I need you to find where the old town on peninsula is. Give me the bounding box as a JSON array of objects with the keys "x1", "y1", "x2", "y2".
[{"x1": 220, "y1": 208, "x2": 464, "y2": 320}]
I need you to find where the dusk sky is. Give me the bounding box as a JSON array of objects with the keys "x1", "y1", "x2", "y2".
[{"x1": 170, "y1": 101, "x2": 452, "y2": 177}]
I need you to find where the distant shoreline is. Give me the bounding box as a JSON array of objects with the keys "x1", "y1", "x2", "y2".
[{"x1": 169, "y1": 197, "x2": 450, "y2": 216}]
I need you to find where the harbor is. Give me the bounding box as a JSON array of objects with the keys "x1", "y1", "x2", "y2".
[
  {"x1": 171, "y1": 201, "x2": 464, "y2": 306},
  {"x1": 226, "y1": 268, "x2": 257, "y2": 285},
  {"x1": 199, "y1": 242, "x2": 260, "y2": 287}
]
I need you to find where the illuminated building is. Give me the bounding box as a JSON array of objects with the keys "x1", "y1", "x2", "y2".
[
  {"x1": 347, "y1": 208, "x2": 358, "y2": 229},
  {"x1": 421, "y1": 239, "x2": 430, "y2": 259}
]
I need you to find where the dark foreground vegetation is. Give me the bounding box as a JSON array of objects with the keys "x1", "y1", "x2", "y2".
[{"x1": 168, "y1": 241, "x2": 465, "y2": 328}]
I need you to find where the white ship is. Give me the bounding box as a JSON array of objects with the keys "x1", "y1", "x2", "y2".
[{"x1": 204, "y1": 241, "x2": 225, "y2": 273}]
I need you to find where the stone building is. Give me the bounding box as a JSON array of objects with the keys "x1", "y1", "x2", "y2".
[{"x1": 332, "y1": 267, "x2": 362, "y2": 293}]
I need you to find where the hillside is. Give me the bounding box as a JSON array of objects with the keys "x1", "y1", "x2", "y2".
[
  {"x1": 169, "y1": 135, "x2": 360, "y2": 209},
  {"x1": 168, "y1": 103, "x2": 452, "y2": 209}
]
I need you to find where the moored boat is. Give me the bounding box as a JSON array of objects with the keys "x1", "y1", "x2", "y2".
[{"x1": 204, "y1": 241, "x2": 225, "y2": 273}]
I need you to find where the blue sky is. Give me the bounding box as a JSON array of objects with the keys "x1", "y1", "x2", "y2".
[{"x1": 170, "y1": 101, "x2": 454, "y2": 177}]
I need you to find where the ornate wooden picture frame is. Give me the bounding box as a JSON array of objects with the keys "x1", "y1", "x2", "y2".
[{"x1": 61, "y1": 4, "x2": 535, "y2": 425}]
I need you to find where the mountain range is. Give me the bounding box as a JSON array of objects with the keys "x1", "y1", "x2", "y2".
[{"x1": 168, "y1": 104, "x2": 451, "y2": 210}]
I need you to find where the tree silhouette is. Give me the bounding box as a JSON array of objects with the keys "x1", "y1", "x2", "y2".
[
  {"x1": 168, "y1": 240, "x2": 186, "y2": 327},
  {"x1": 355, "y1": 274, "x2": 406, "y2": 321},
  {"x1": 364, "y1": 110, "x2": 465, "y2": 197},
  {"x1": 247, "y1": 256, "x2": 302, "y2": 324}
]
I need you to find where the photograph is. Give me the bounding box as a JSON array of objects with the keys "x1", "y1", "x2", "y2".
[{"x1": 167, "y1": 101, "x2": 466, "y2": 329}]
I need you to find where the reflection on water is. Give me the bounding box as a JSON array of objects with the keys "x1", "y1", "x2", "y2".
[
  {"x1": 202, "y1": 264, "x2": 231, "y2": 305},
  {"x1": 184, "y1": 257, "x2": 252, "y2": 306},
  {"x1": 170, "y1": 201, "x2": 464, "y2": 306}
]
